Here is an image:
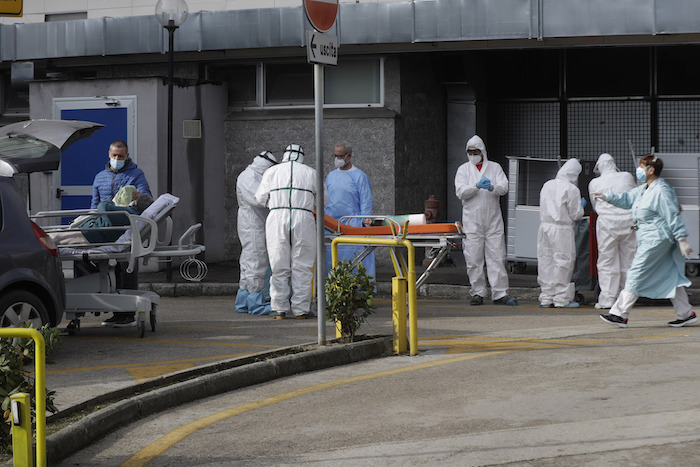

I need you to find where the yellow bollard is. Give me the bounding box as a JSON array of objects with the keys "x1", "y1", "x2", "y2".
[
  {"x1": 392, "y1": 277, "x2": 407, "y2": 354},
  {"x1": 10, "y1": 392, "x2": 33, "y2": 467}
]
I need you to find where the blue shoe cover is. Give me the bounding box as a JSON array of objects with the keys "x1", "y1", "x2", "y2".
[
  {"x1": 555, "y1": 301, "x2": 580, "y2": 308},
  {"x1": 235, "y1": 289, "x2": 249, "y2": 313},
  {"x1": 247, "y1": 291, "x2": 271, "y2": 316},
  {"x1": 505, "y1": 297, "x2": 518, "y2": 306}
]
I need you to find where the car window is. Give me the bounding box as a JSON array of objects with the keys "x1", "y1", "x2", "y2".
[{"x1": 0, "y1": 135, "x2": 61, "y2": 173}]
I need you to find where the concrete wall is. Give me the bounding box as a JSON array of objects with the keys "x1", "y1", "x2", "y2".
[{"x1": 28, "y1": 77, "x2": 227, "y2": 262}]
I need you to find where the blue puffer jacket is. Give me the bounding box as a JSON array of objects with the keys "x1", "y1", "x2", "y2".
[{"x1": 90, "y1": 159, "x2": 152, "y2": 209}]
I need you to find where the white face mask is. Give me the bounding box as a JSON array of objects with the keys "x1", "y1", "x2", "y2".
[
  {"x1": 468, "y1": 155, "x2": 482, "y2": 165},
  {"x1": 334, "y1": 157, "x2": 347, "y2": 169}
]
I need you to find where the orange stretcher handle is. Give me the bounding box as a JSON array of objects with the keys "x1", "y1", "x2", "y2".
[{"x1": 318, "y1": 212, "x2": 460, "y2": 236}]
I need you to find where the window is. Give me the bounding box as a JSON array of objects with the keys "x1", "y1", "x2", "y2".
[{"x1": 218, "y1": 58, "x2": 383, "y2": 109}]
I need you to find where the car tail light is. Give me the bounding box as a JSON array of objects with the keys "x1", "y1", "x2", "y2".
[{"x1": 31, "y1": 221, "x2": 59, "y2": 257}]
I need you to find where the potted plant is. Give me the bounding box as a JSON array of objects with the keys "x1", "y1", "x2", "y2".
[{"x1": 324, "y1": 260, "x2": 376, "y2": 342}]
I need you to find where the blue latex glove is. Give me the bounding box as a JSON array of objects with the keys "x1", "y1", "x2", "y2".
[
  {"x1": 581, "y1": 197, "x2": 587, "y2": 209},
  {"x1": 476, "y1": 176, "x2": 492, "y2": 190}
]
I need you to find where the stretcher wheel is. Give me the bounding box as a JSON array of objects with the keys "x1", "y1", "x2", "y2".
[
  {"x1": 508, "y1": 262, "x2": 527, "y2": 274},
  {"x1": 574, "y1": 292, "x2": 585, "y2": 304},
  {"x1": 686, "y1": 264, "x2": 699, "y2": 277},
  {"x1": 150, "y1": 306, "x2": 157, "y2": 332}
]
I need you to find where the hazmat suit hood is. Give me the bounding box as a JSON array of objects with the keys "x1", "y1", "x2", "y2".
[
  {"x1": 593, "y1": 153, "x2": 618, "y2": 175},
  {"x1": 556, "y1": 158, "x2": 582, "y2": 185},
  {"x1": 466, "y1": 135, "x2": 488, "y2": 164},
  {"x1": 282, "y1": 144, "x2": 304, "y2": 163},
  {"x1": 251, "y1": 151, "x2": 277, "y2": 175}
]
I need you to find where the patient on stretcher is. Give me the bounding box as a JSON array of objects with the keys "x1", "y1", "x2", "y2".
[{"x1": 49, "y1": 193, "x2": 154, "y2": 245}]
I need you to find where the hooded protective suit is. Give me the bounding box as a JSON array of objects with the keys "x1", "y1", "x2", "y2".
[
  {"x1": 588, "y1": 154, "x2": 637, "y2": 308},
  {"x1": 324, "y1": 166, "x2": 375, "y2": 279},
  {"x1": 537, "y1": 158, "x2": 584, "y2": 307},
  {"x1": 255, "y1": 145, "x2": 317, "y2": 317},
  {"x1": 454, "y1": 135, "x2": 510, "y2": 301},
  {"x1": 235, "y1": 152, "x2": 277, "y2": 315}
]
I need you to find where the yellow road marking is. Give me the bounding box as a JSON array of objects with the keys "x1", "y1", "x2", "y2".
[
  {"x1": 128, "y1": 364, "x2": 195, "y2": 382},
  {"x1": 45, "y1": 353, "x2": 253, "y2": 374},
  {"x1": 70, "y1": 335, "x2": 279, "y2": 348},
  {"x1": 122, "y1": 350, "x2": 513, "y2": 467}
]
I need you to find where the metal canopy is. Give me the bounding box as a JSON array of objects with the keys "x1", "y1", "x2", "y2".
[{"x1": 1, "y1": 0, "x2": 700, "y2": 62}]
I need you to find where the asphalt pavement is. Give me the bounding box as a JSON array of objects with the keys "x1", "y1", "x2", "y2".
[{"x1": 32, "y1": 260, "x2": 700, "y2": 464}]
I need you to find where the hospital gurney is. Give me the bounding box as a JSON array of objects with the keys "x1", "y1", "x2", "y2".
[
  {"x1": 33, "y1": 194, "x2": 206, "y2": 337},
  {"x1": 323, "y1": 214, "x2": 464, "y2": 288}
]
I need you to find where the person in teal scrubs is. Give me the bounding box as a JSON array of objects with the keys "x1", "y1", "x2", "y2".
[{"x1": 597, "y1": 154, "x2": 696, "y2": 328}]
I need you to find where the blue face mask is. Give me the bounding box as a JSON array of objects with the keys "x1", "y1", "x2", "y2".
[
  {"x1": 110, "y1": 158, "x2": 125, "y2": 171},
  {"x1": 635, "y1": 166, "x2": 647, "y2": 181}
]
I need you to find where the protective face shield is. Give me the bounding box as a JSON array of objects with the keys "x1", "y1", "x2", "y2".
[
  {"x1": 636, "y1": 166, "x2": 647, "y2": 182},
  {"x1": 556, "y1": 158, "x2": 582, "y2": 185},
  {"x1": 283, "y1": 144, "x2": 304, "y2": 163},
  {"x1": 109, "y1": 158, "x2": 125, "y2": 171},
  {"x1": 593, "y1": 153, "x2": 617, "y2": 175}
]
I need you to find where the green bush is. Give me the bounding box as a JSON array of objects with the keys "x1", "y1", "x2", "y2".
[
  {"x1": 0, "y1": 324, "x2": 60, "y2": 450},
  {"x1": 325, "y1": 260, "x2": 376, "y2": 342}
]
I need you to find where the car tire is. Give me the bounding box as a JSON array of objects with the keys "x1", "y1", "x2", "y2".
[{"x1": 0, "y1": 290, "x2": 50, "y2": 328}]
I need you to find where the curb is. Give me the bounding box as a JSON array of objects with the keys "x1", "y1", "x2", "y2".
[{"x1": 46, "y1": 336, "x2": 393, "y2": 464}]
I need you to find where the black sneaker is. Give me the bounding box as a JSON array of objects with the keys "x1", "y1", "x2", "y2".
[
  {"x1": 101, "y1": 314, "x2": 120, "y2": 327},
  {"x1": 493, "y1": 295, "x2": 518, "y2": 306},
  {"x1": 295, "y1": 311, "x2": 316, "y2": 320},
  {"x1": 112, "y1": 314, "x2": 136, "y2": 328},
  {"x1": 600, "y1": 313, "x2": 628, "y2": 328},
  {"x1": 470, "y1": 295, "x2": 483, "y2": 306},
  {"x1": 668, "y1": 312, "x2": 698, "y2": 328}
]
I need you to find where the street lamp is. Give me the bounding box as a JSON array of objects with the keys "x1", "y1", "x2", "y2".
[
  {"x1": 155, "y1": 0, "x2": 188, "y2": 196},
  {"x1": 156, "y1": 0, "x2": 188, "y2": 282}
]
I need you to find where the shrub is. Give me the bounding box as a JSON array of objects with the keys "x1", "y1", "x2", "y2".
[
  {"x1": 325, "y1": 260, "x2": 376, "y2": 342},
  {"x1": 0, "y1": 324, "x2": 60, "y2": 450}
]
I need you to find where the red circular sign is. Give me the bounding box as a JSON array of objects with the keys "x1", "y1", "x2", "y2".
[{"x1": 303, "y1": 0, "x2": 339, "y2": 32}]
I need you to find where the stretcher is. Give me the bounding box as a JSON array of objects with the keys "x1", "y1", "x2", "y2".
[
  {"x1": 33, "y1": 194, "x2": 206, "y2": 337},
  {"x1": 322, "y1": 214, "x2": 464, "y2": 287}
]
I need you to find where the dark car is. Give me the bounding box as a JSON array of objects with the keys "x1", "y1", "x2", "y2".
[{"x1": 0, "y1": 120, "x2": 103, "y2": 328}]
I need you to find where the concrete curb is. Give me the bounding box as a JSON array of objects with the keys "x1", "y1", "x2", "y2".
[{"x1": 45, "y1": 336, "x2": 393, "y2": 464}]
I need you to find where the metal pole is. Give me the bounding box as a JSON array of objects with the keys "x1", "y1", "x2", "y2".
[
  {"x1": 166, "y1": 22, "x2": 176, "y2": 283},
  {"x1": 314, "y1": 63, "x2": 326, "y2": 345}
]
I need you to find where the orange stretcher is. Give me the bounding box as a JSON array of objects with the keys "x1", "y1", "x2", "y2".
[{"x1": 321, "y1": 213, "x2": 464, "y2": 288}]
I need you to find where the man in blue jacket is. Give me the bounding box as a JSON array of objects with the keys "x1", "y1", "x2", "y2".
[{"x1": 90, "y1": 140, "x2": 152, "y2": 328}]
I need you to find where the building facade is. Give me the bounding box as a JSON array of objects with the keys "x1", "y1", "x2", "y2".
[{"x1": 2, "y1": 1, "x2": 700, "y2": 265}]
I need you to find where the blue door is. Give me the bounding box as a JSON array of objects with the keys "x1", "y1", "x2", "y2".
[{"x1": 59, "y1": 107, "x2": 128, "y2": 210}]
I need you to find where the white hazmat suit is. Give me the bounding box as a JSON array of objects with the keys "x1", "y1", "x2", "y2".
[
  {"x1": 255, "y1": 144, "x2": 317, "y2": 318},
  {"x1": 235, "y1": 151, "x2": 277, "y2": 315},
  {"x1": 455, "y1": 135, "x2": 515, "y2": 304},
  {"x1": 537, "y1": 158, "x2": 584, "y2": 307},
  {"x1": 588, "y1": 153, "x2": 637, "y2": 309}
]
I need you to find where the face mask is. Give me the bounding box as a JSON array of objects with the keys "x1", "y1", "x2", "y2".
[
  {"x1": 636, "y1": 166, "x2": 646, "y2": 182},
  {"x1": 110, "y1": 159, "x2": 125, "y2": 171},
  {"x1": 468, "y1": 155, "x2": 482, "y2": 165},
  {"x1": 334, "y1": 157, "x2": 347, "y2": 169}
]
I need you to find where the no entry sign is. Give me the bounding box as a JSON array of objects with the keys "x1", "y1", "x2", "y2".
[{"x1": 303, "y1": 0, "x2": 338, "y2": 32}]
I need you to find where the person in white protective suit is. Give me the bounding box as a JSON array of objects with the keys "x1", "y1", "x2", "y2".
[
  {"x1": 537, "y1": 158, "x2": 585, "y2": 308},
  {"x1": 455, "y1": 135, "x2": 517, "y2": 306},
  {"x1": 588, "y1": 153, "x2": 637, "y2": 309},
  {"x1": 597, "y1": 154, "x2": 697, "y2": 328},
  {"x1": 324, "y1": 140, "x2": 375, "y2": 279},
  {"x1": 255, "y1": 144, "x2": 317, "y2": 320},
  {"x1": 235, "y1": 151, "x2": 277, "y2": 315}
]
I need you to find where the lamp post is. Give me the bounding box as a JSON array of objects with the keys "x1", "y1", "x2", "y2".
[{"x1": 156, "y1": 0, "x2": 188, "y2": 282}]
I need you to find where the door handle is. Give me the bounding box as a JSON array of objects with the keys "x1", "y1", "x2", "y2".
[{"x1": 56, "y1": 188, "x2": 64, "y2": 199}]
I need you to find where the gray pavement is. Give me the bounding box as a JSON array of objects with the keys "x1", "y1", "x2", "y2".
[{"x1": 33, "y1": 261, "x2": 700, "y2": 464}]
